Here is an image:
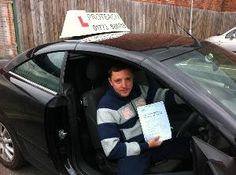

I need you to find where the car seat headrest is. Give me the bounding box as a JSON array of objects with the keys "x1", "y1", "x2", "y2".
[
  {"x1": 86, "y1": 59, "x2": 98, "y2": 81},
  {"x1": 86, "y1": 59, "x2": 108, "y2": 87}
]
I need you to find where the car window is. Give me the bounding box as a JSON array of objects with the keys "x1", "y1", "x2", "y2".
[
  {"x1": 225, "y1": 29, "x2": 236, "y2": 39},
  {"x1": 162, "y1": 46, "x2": 236, "y2": 115},
  {"x1": 13, "y1": 52, "x2": 66, "y2": 92}
]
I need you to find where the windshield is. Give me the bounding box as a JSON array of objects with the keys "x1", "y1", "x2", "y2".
[{"x1": 163, "y1": 43, "x2": 236, "y2": 115}]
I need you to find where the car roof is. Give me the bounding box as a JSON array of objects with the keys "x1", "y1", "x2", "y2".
[
  {"x1": 97, "y1": 33, "x2": 194, "y2": 51},
  {"x1": 4, "y1": 33, "x2": 196, "y2": 71}
]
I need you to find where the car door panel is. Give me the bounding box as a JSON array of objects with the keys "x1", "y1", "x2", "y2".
[
  {"x1": 0, "y1": 76, "x2": 57, "y2": 175},
  {"x1": 0, "y1": 50, "x2": 69, "y2": 174},
  {"x1": 8, "y1": 73, "x2": 54, "y2": 150},
  {"x1": 1, "y1": 71, "x2": 58, "y2": 173},
  {"x1": 220, "y1": 38, "x2": 236, "y2": 53},
  {"x1": 192, "y1": 136, "x2": 236, "y2": 175}
]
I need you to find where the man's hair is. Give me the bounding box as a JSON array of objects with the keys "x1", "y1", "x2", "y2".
[{"x1": 108, "y1": 63, "x2": 133, "y2": 78}]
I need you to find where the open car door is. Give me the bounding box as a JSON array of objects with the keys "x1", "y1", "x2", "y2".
[
  {"x1": 45, "y1": 85, "x2": 78, "y2": 175},
  {"x1": 43, "y1": 50, "x2": 78, "y2": 175},
  {"x1": 192, "y1": 136, "x2": 236, "y2": 175}
]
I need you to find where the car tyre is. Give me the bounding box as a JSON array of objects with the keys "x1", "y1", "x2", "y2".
[{"x1": 0, "y1": 120, "x2": 25, "y2": 169}]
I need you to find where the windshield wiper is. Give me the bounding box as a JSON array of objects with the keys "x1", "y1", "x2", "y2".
[{"x1": 169, "y1": 17, "x2": 202, "y2": 48}]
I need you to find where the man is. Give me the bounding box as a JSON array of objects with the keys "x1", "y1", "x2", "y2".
[{"x1": 97, "y1": 64, "x2": 191, "y2": 175}]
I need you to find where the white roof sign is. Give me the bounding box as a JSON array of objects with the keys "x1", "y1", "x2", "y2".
[{"x1": 60, "y1": 10, "x2": 130, "y2": 38}]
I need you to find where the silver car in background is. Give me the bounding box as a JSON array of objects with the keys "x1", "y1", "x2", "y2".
[{"x1": 206, "y1": 27, "x2": 236, "y2": 53}]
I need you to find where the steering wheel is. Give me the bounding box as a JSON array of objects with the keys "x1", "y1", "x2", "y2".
[{"x1": 176, "y1": 111, "x2": 199, "y2": 137}]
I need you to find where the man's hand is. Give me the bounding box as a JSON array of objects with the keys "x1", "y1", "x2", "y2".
[{"x1": 147, "y1": 136, "x2": 163, "y2": 148}]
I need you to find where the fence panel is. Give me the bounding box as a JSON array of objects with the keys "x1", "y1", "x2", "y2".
[{"x1": 13, "y1": 0, "x2": 236, "y2": 52}]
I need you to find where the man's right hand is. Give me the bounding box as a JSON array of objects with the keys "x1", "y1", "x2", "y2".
[{"x1": 147, "y1": 136, "x2": 163, "y2": 148}]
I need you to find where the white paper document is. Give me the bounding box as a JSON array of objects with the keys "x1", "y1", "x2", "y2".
[{"x1": 137, "y1": 101, "x2": 172, "y2": 141}]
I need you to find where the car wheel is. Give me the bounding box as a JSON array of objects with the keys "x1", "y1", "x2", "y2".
[{"x1": 0, "y1": 121, "x2": 25, "y2": 169}]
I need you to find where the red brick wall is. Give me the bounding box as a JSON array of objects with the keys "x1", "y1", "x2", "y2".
[
  {"x1": 0, "y1": 0, "x2": 17, "y2": 57},
  {"x1": 222, "y1": 0, "x2": 236, "y2": 11},
  {"x1": 135, "y1": 0, "x2": 236, "y2": 12}
]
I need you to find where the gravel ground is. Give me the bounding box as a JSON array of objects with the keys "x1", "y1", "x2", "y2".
[{"x1": 0, "y1": 163, "x2": 44, "y2": 175}]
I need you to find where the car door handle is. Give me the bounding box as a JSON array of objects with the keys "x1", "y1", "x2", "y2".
[{"x1": 58, "y1": 129, "x2": 67, "y2": 140}]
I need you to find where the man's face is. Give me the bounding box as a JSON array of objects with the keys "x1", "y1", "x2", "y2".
[{"x1": 108, "y1": 69, "x2": 133, "y2": 97}]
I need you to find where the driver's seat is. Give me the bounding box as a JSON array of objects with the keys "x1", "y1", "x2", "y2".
[{"x1": 82, "y1": 59, "x2": 181, "y2": 174}]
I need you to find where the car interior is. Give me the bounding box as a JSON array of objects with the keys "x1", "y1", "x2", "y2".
[{"x1": 63, "y1": 52, "x2": 234, "y2": 175}]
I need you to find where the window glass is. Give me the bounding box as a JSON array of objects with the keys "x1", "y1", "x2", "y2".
[
  {"x1": 225, "y1": 29, "x2": 236, "y2": 39},
  {"x1": 162, "y1": 46, "x2": 236, "y2": 115},
  {"x1": 14, "y1": 52, "x2": 66, "y2": 92}
]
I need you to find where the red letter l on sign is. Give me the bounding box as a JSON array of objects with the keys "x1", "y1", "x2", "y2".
[{"x1": 78, "y1": 16, "x2": 89, "y2": 27}]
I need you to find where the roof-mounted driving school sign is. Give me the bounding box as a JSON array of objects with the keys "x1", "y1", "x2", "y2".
[{"x1": 60, "y1": 10, "x2": 130, "y2": 40}]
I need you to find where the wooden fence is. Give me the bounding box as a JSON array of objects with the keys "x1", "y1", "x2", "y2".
[{"x1": 14, "y1": 0, "x2": 236, "y2": 52}]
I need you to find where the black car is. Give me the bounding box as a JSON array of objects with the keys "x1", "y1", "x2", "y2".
[{"x1": 0, "y1": 33, "x2": 236, "y2": 175}]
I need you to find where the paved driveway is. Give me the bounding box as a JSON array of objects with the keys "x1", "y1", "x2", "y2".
[{"x1": 0, "y1": 163, "x2": 44, "y2": 175}]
